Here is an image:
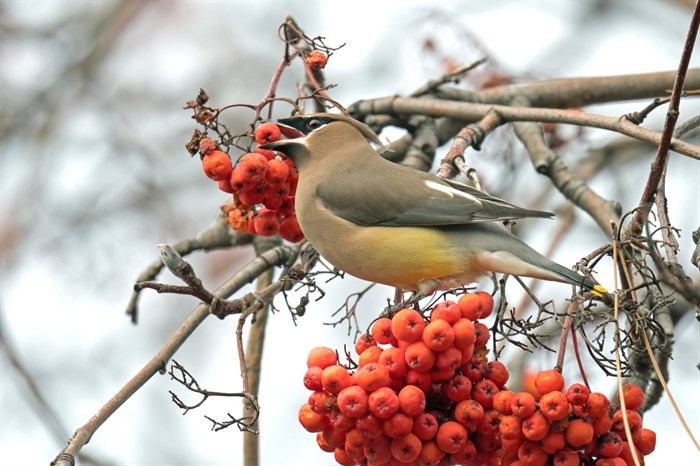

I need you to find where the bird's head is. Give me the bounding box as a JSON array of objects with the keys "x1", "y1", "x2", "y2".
[{"x1": 260, "y1": 113, "x2": 382, "y2": 171}]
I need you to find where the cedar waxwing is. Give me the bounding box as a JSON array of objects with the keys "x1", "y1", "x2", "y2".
[{"x1": 262, "y1": 113, "x2": 606, "y2": 296}]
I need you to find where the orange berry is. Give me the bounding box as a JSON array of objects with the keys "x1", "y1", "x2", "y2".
[
  {"x1": 565, "y1": 418, "x2": 594, "y2": 448},
  {"x1": 398, "y1": 384, "x2": 426, "y2": 417},
  {"x1": 356, "y1": 362, "x2": 391, "y2": 392},
  {"x1": 237, "y1": 152, "x2": 268, "y2": 182},
  {"x1": 316, "y1": 430, "x2": 334, "y2": 452},
  {"x1": 435, "y1": 346, "x2": 462, "y2": 371},
  {"x1": 303, "y1": 366, "x2": 323, "y2": 391},
  {"x1": 619, "y1": 383, "x2": 645, "y2": 411},
  {"x1": 541, "y1": 430, "x2": 566, "y2": 454},
  {"x1": 457, "y1": 291, "x2": 494, "y2": 320},
  {"x1": 321, "y1": 365, "x2": 352, "y2": 395},
  {"x1": 472, "y1": 378, "x2": 499, "y2": 409},
  {"x1": 391, "y1": 308, "x2": 426, "y2": 343},
  {"x1": 344, "y1": 426, "x2": 366, "y2": 450},
  {"x1": 566, "y1": 382, "x2": 590, "y2": 406},
  {"x1": 328, "y1": 409, "x2": 355, "y2": 431},
  {"x1": 356, "y1": 412, "x2": 382, "y2": 438},
  {"x1": 452, "y1": 318, "x2": 476, "y2": 350},
  {"x1": 430, "y1": 363, "x2": 456, "y2": 383},
  {"x1": 416, "y1": 439, "x2": 446, "y2": 464},
  {"x1": 306, "y1": 50, "x2": 328, "y2": 70},
  {"x1": 254, "y1": 122, "x2": 281, "y2": 144},
  {"x1": 253, "y1": 144, "x2": 276, "y2": 160},
  {"x1": 307, "y1": 346, "x2": 337, "y2": 369},
  {"x1": 422, "y1": 319, "x2": 456, "y2": 351},
  {"x1": 511, "y1": 392, "x2": 537, "y2": 418},
  {"x1": 521, "y1": 411, "x2": 550, "y2": 441},
  {"x1": 586, "y1": 392, "x2": 611, "y2": 418},
  {"x1": 534, "y1": 369, "x2": 565, "y2": 396},
  {"x1": 404, "y1": 341, "x2": 436, "y2": 372},
  {"x1": 594, "y1": 458, "x2": 627, "y2": 466},
  {"x1": 620, "y1": 440, "x2": 644, "y2": 466},
  {"x1": 279, "y1": 214, "x2": 304, "y2": 243},
  {"x1": 473, "y1": 321, "x2": 490, "y2": 347},
  {"x1": 308, "y1": 390, "x2": 331, "y2": 415},
  {"x1": 229, "y1": 167, "x2": 256, "y2": 193},
  {"x1": 337, "y1": 385, "x2": 369, "y2": 418},
  {"x1": 262, "y1": 181, "x2": 289, "y2": 210},
  {"x1": 486, "y1": 360, "x2": 510, "y2": 388},
  {"x1": 333, "y1": 447, "x2": 355, "y2": 466},
  {"x1": 378, "y1": 346, "x2": 408, "y2": 379},
  {"x1": 612, "y1": 409, "x2": 643, "y2": 443},
  {"x1": 430, "y1": 300, "x2": 462, "y2": 324},
  {"x1": 390, "y1": 432, "x2": 421, "y2": 463},
  {"x1": 253, "y1": 208, "x2": 280, "y2": 236},
  {"x1": 237, "y1": 183, "x2": 265, "y2": 207},
  {"x1": 358, "y1": 345, "x2": 383, "y2": 367},
  {"x1": 405, "y1": 369, "x2": 432, "y2": 393},
  {"x1": 368, "y1": 386, "x2": 400, "y2": 419},
  {"x1": 551, "y1": 448, "x2": 580, "y2": 466},
  {"x1": 449, "y1": 439, "x2": 477, "y2": 464},
  {"x1": 264, "y1": 157, "x2": 290, "y2": 183},
  {"x1": 436, "y1": 421, "x2": 468, "y2": 454},
  {"x1": 217, "y1": 178, "x2": 235, "y2": 194},
  {"x1": 322, "y1": 425, "x2": 346, "y2": 449},
  {"x1": 453, "y1": 399, "x2": 485, "y2": 430},
  {"x1": 383, "y1": 411, "x2": 414, "y2": 438},
  {"x1": 364, "y1": 434, "x2": 392, "y2": 464},
  {"x1": 499, "y1": 415, "x2": 523, "y2": 440},
  {"x1": 412, "y1": 412, "x2": 439, "y2": 440},
  {"x1": 635, "y1": 427, "x2": 656, "y2": 455},
  {"x1": 444, "y1": 374, "x2": 472, "y2": 402},
  {"x1": 517, "y1": 440, "x2": 548, "y2": 466},
  {"x1": 493, "y1": 389, "x2": 515, "y2": 415},
  {"x1": 298, "y1": 402, "x2": 329, "y2": 432},
  {"x1": 539, "y1": 390, "x2": 570, "y2": 421},
  {"x1": 461, "y1": 355, "x2": 487, "y2": 382},
  {"x1": 593, "y1": 411, "x2": 614, "y2": 435},
  {"x1": 598, "y1": 431, "x2": 624, "y2": 458},
  {"x1": 201, "y1": 149, "x2": 232, "y2": 181},
  {"x1": 371, "y1": 317, "x2": 394, "y2": 345},
  {"x1": 355, "y1": 333, "x2": 376, "y2": 354},
  {"x1": 501, "y1": 435, "x2": 525, "y2": 454}
]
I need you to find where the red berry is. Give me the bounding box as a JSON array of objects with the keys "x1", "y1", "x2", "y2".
[
  {"x1": 238, "y1": 152, "x2": 268, "y2": 182},
  {"x1": 306, "y1": 50, "x2": 328, "y2": 70},
  {"x1": 202, "y1": 149, "x2": 232, "y2": 181},
  {"x1": 279, "y1": 214, "x2": 304, "y2": 242},
  {"x1": 253, "y1": 209, "x2": 280, "y2": 236},
  {"x1": 255, "y1": 122, "x2": 282, "y2": 144}
]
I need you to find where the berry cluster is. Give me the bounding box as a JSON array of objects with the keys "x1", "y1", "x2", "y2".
[
  {"x1": 199, "y1": 123, "x2": 304, "y2": 242},
  {"x1": 298, "y1": 292, "x2": 656, "y2": 466}
]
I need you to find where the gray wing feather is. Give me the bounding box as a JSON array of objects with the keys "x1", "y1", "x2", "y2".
[{"x1": 316, "y1": 161, "x2": 552, "y2": 227}]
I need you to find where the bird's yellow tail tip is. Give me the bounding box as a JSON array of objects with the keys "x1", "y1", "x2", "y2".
[{"x1": 591, "y1": 284, "x2": 608, "y2": 297}]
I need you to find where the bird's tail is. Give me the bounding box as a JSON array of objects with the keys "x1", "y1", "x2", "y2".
[{"x1": 548, "y1": 262, "x2": 607, "y2": 297}]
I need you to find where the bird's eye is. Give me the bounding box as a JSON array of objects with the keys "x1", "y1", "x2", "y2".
[{"x1": 306, "y1": 119, "x2": 322, "y2": 130}]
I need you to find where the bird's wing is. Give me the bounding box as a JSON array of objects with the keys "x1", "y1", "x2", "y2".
[{"x1": 316, "y1": 163, "x2": 553, "y2": 227}]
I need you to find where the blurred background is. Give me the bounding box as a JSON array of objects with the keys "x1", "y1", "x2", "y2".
[{"x1": 1, "y1": 1, "x2": 698, "y2": 465}]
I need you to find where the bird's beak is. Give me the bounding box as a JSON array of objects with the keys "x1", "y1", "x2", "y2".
[{"x1": 277, "y1": 122, "x2": 305, "y2": 139}]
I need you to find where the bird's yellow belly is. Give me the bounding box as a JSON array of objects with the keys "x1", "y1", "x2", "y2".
[{"x1": 309, "y1": 222, "x2": 475, "y2": 290}]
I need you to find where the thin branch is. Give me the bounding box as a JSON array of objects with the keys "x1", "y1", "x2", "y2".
[{"x1": 51, "y1": 245, "x2": 296, "y2": 466}]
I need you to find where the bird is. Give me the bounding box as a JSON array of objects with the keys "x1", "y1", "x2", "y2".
[{"x1": 262, "y1": 113, "x2": 606, "y2": 297}]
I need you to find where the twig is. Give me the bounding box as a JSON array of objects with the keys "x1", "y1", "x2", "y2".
[
  {"x1": 350, "y1": 96, "x2": 700, "y2": 159},
  {"x1": 51, "y1": 245, "x2": 295, "y2": 466}
]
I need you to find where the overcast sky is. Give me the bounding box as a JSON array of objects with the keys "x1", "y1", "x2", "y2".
[{"x1": 1, "y1": 1, "x2": 698, "y2": 465}]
